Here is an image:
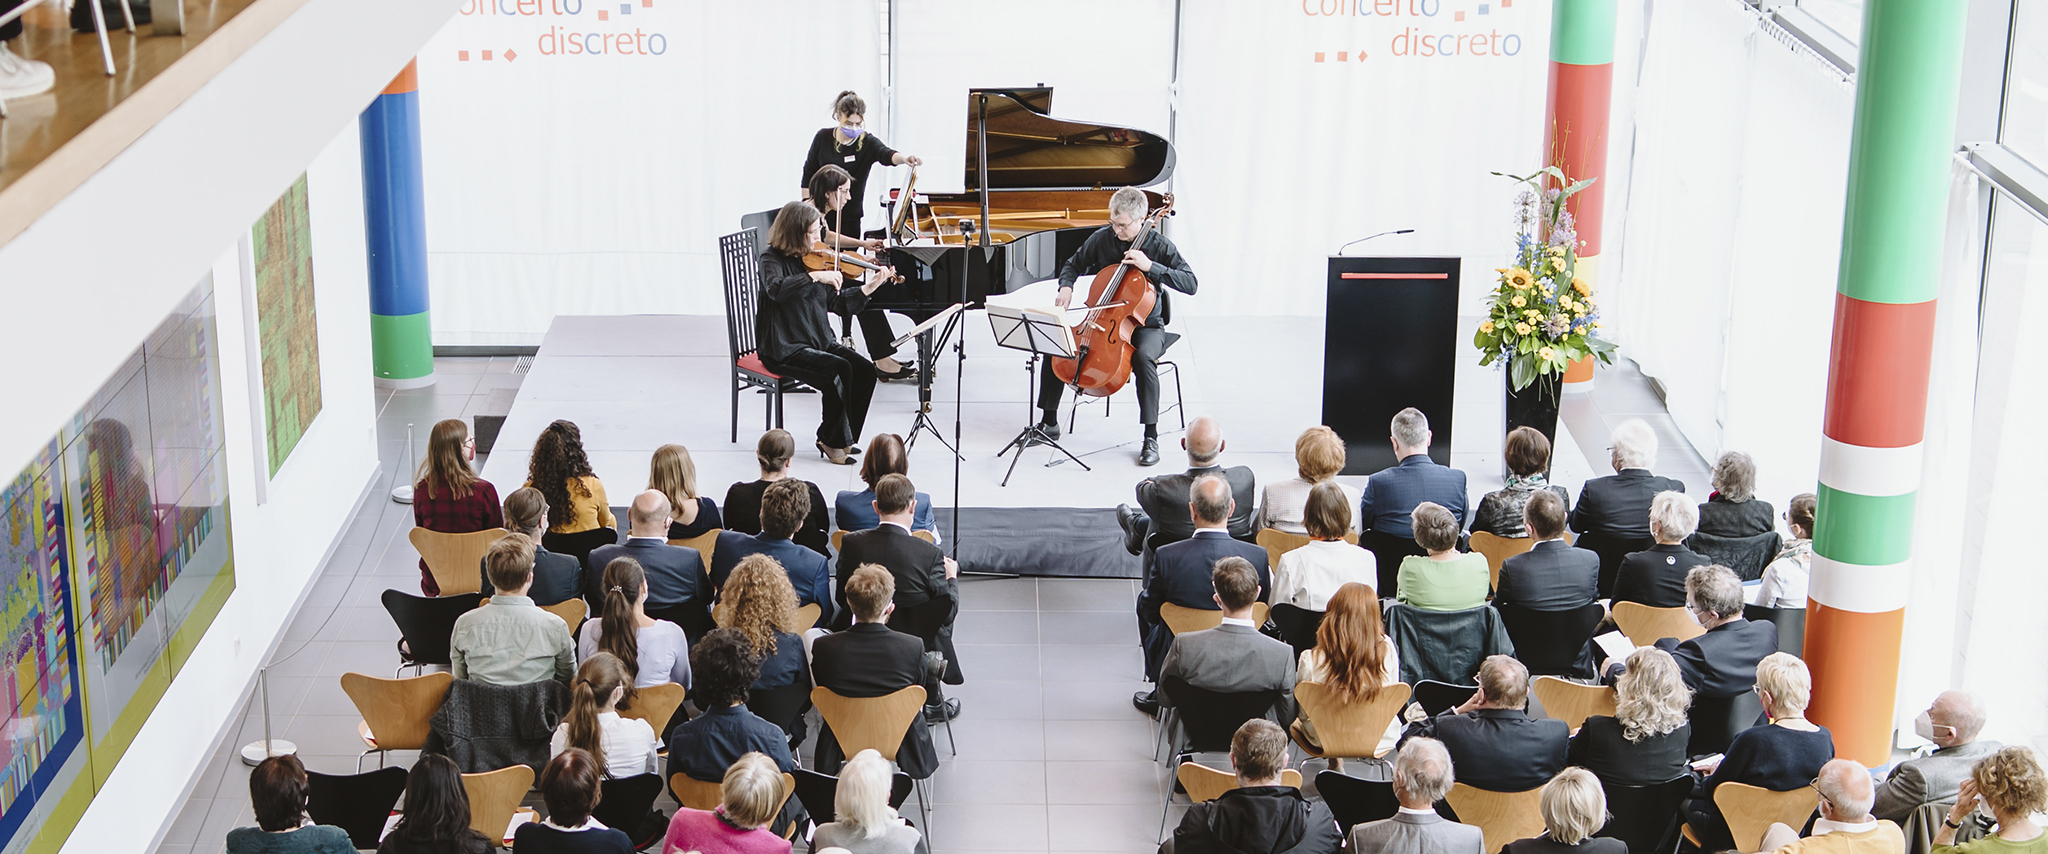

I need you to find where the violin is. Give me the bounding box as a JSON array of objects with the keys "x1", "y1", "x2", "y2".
[
  {"x1": 804, "y1": 245, "x2": 903, "y2": 282},
  {"x1": 1050, "y1": 194, "x2": 1176, "y2": 397}
]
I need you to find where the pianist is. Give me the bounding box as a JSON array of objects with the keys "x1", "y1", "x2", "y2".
[{"x1": 757, "y1": 200, "x2": 884, "y2": 466}]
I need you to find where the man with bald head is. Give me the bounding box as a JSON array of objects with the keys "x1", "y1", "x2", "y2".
[
  {"x1": 1760, "y1": 758, "x2": 1905, "y2": 853},
  {"x1": 1870, "y1": 691, "x2": 2000, "y2": 822},
  {"x1": 1116, "y1": 415, "x2": 1259, "y2": 564},
  {"x1": 586, "y1": 489, "x2": 714, "y2": 641},
  {"x1": 1134, "y1": 474, "x2": 1270, "y2": 715}
]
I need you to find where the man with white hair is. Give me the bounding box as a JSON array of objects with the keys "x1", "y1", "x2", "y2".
[
  {"x1": 1611, "y1": 491, "x2": 1713, "y2": 609},
  {"x1": 1569, "y1": 418, "x2": 1686, "y2": 596},
  {"x1": 1348, "y1": 737, "x2": 1484, "y2": 854},
  {"x1": 1870, "y1": 691, "x2": 2001, "y2": 822},
  {"x1": 1031, "y1": 185, "x2": 1198, "y2": 467},
  {"x1": 1358, "y1": 407, "x2": 1469, "y2": 597},
  {"x1": 1759, "y1": 758, "x2": 1906, "y2": 853}
]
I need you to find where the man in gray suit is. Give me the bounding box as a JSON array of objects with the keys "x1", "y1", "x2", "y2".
[
  {"x1": 1872, "y1": 691, "x2": 2001, "y2": 822},
  {"x1": 1348, "y1": 737, "x2": 1483, "y2": 854},
  {"x1": 1158, "y1": 557, "x2": 1295, "y2": 724}
]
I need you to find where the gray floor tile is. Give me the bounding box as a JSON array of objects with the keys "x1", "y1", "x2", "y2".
[
  {"x1": 946, "y1": 719, "x2": 1045, "y2": 762},
  {"x1": 1037, "y1": 611, "x2": 1131, "y2": 646},
  {"x1": 1043, "y1": 681, "x2": 1152, "y2": 722},
  {"x1": 1036, "y1": 579, "x2": 1134, "y2": 612},
  {"x1": 958, "y1": 578, "x2": 1037, "y2": 611},
  {"x1": 926, "y1": 803, "x2": 1049, "y2": 850},
  {"x1": 953, "y1": 644, "x2": 1040, "y2": 682},
  {"x1": 1046, "y1": 803, "x2": 1166, "y2": 852},
  {"x1": 947, "y1": 679, "x2": 1043, "y2": 721},
  {"x1": 1044, "y1": 760, "x2": 1169, "y2": 805},
  {"x1": 1040, "y1": 644, "x2": 1145, "y2": 683},
  {"x1": 953, "y1": 610, "x2": 1038, "y2": 645},
  {"x1": 1040, "y1": 720, "x2": 1157, "y2": 762},
  {"x1": 163, "y1": 796, "x2": 211, "y2": 845},
  {"x1": 931, "y1": 760, "x2": 1048, "y2": 805}
]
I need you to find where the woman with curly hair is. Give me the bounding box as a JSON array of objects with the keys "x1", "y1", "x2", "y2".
[
  {"x1": 723, "y1": 555, "x2": 812, "y2": 698},
  {"x1": 1293, "y1": 582, "x2": 1399, "y2": 766},
  {"x1": 1938, "y1": 747, "x2": 2048, "y2": 854},
  {"x1": 527, "y1": 420, "x2": 616, "y2": 566},
  {"x1": 1569, "y1": 647, "x2": 1692, "y2": 785}
]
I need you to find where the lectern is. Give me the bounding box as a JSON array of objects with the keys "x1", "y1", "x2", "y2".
[{"x1": 1322, "y1": 256, "x2": 1461, "y2": 475}]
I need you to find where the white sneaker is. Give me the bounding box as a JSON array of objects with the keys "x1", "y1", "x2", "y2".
[{"x1": 0, "y1": 42, "x2": 55, "y2": 101}]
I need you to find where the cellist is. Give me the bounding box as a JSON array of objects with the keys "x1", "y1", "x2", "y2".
[{"x1": 1034, "y1": 186, "x2": 1198, "y2": 467}]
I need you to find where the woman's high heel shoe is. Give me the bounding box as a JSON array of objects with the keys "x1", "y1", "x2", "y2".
[{"x1": 817, "y1": 441, "x2": 855, "y2": 465}]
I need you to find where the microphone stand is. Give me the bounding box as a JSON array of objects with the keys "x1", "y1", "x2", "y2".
[{"x1": 1336, "y1": 228, "x2": 1416, "y2": 255}]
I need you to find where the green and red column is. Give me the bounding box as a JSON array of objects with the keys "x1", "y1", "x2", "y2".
[
  {"x1": 1807, "y1": 0, "x2": 1968, "y2": 766},
  {"x1": 361, "y1": 59, "x2": 435, "y2": 389},
  {"x1": 1543, "y1": 0, "x2": 1615, "y2": 389}
]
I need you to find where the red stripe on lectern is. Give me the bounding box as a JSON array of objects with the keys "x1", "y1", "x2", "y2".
[{"x1": 1341, "y1": 273, "x2": 1449, "y2": 279}]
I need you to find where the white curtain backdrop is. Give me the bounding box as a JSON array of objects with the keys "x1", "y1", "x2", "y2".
[{"x1": 414, "y1": 3, "x2": 882, "y2": 345}]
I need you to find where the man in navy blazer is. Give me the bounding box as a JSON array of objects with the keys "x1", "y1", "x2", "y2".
[
  {"x1": 1494, "y1": 491, "x2": 1600, "y2": 611},
  {"x1": 587, "y1": 490, "x2": 714, "y2": 640},
  {"x1": 1135, "y1": 475, "x2": 1269, "y2": 711},
  {"x1": 711, "y1": 479, "x2": 832, "y2": 627},
  {"x1": 1358, "y1": 408, "x2": 1468, "y2": 593}
]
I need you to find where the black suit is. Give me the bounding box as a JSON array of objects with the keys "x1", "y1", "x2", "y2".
[
  {"x1": 810, "y1": 622, "x2": 939, "y2": 779},
  {"x1": 479, "y1": 543, "x2": 583, "y2": 607},
  {"x1": 833, "y1": 524, "x2": 958, "y2": 679},
  {"x1": 1136, "y1": 464, "x2": 1259, "y2": 548},
  {"x1": 721, "y1": 478, "x2": 832, "y2": 557},
  {"x1": 1137, "y1": 531, "x2": 1269, "y2": 681},
  {"x1": 1401, "y1": 708, "x2": 1569, "y2": 793},
  {"x1": 1652, "y1": 617, "x2": 1777, "y2": 699},
  {"x1": 587, "y1": 538, "x2": 712, "y2": 641},
  {"x1": 1568, "y1": 469, "x2": 1687, "y2": 540},
  {"x1": 1495, "y1": 540, "x2": 1600, "y2": 611},
  {"x1": 1611, "y1": 543, "x2": 1711, "y2": 609}
]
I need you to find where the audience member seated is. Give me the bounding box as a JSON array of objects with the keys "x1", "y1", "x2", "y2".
[
  {"x1": 832, "y1": 474, "x2": 960, "y2": 722},
  {"x1": 1394, "y1": 503, "x2": 1489, "y2": 612},
  {"x1": 1158, "y1": 558, "x2": 1297, "y2": 724},
  {"x1": 723, "y1": 429, "x2": 831, "y2": 557},
  {"x1": 1687, "y1": 652, "x2": 1836, "y2": 851},
  {"x1": 1270, "y1": 481, "x2": 1377, "y2": 610},
  {"x1": 1136, "y1": 476, "x2": 1272, "y2": 708},
  {"x1": 1162, "y1": 719, "x2": 1342, "y2": 854},
  {"x1": 651, "y1": 443, "x2": 723, "y2": 540},
  {"x1": 527, "y1": 420, "x2": 618, "y2": 559},
  {"x1": 1400, "y1": 655, "x2": 1567, "y2": 792},
  {"x1": 1569, "y1": 648, "x2": 1692, "y2": 786},
  {"x1": 452, "y1": 536, "x2": 574, "y2": 686},
  {"x1": 1472, "y1": 427, "x2": 1571, "y2": 538},
  {"x1": 413, "y1": 418, "x2": 505, "y2": 596},
  {"x1": 1360, "y1": 408, "x2": 1469, "y2": 595},
  {"x1": 1295, "y1": 582, "x2": 1401, "y2": 763},
  {"x1": 1873, "y1": 691, "x2": 2000, "y2": 823},
  {"x1": 552, "y1": 652, "x2": 660, "y2": 778},
  {"x1": 225, "y1": 755, "x2": 355, "y2": 854},
  {"x1": 811, "y1": 749, "x2": 928, "y2": 854},
  {"x1": 375, "y1": 754, "x2": 492, "y2": 854},
  {"x1": 1611, "y1": 491, "x2": 1711, "y2": 609},
  {"x1": 1348, "y1": 737, "x2": 1483, "y2": 854},
  {"x1": 588, "y1": 491, "x2": 714, "y2": 637},
  {"x1": 1932, "y1": 747, "x2": 2047, "y2": 854},
  {"x1": 1115, "y1": 416, "x2": 1259, "y2": 559},
  {"x1": 833, "y1": 433, "x2": 937, "y2": 539},
  {"x1": 714, "y1": 479, "x2": 833, "y2": 625},
  {"x1": 1495, "y1": 491, "x2": 1599, "y2": 611},
  {"x1": 484, "y1": 487, "x2": 583, "y2": 605},
  {"x1": 1503, "y1": 768, "x2": 1628, "y2": 854},
  {"x1": 1608, "y1": 565, "x2": 1776, "y2": 698},
  {"x1": 1759, "y1": 758, "x2": 1905, "y2": 854},
  {"x1": 723, "y1": 556, "x2": 813, "y2": 703},
  {"x1": 662, "y1": 752, "x2": 793, "y2": 854},
  {"x1": 667, "y1": 629, "x2": 797, "y2": 778},
  {"x1": 1697, "y1": 451, "x2": 1776, "y2": 538},
  {"x1": 1254, "y1": 425, "x2": 1360, "y2": 536},
  {"x1": 811, "y1": 566, "x2": 940, "y2": 780},
  {"x1": 1756, "y1": 493, "x2": 1817, "y2": 610},
  {"x1": 1569, "y1": 419, "x2": 1685, "y2": 590},
  {"x1": 579, "y1": 557, "x2": 692, "y2": 689},
  {"x1": 514, "y1": 748, "x2": 638, "y2": 853}
]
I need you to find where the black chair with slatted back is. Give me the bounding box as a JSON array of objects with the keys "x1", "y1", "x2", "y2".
[
  {"x1": 1412, "y1": 680, "x2": 1479, "y2": 717},
  {"x1": 1316, "y1": 769, "x2": 1401, "y2": 837},
  {"x1": 306, "y1": 767, "x2": 409, "y2": 850},
  {"x1": 1743, "y1": 604, "x2": 1807, "y2": 657},
  {"x1": 722, "y1": 228, "x2": 809, "y2": 442},
  {"x1": 1596, "y1": 775, "x2": 1693, "y2": 854},
  {"x1": 1268, "y1": 603, "x2": 1325, "y2": 658},
  {"x1": 791, "y1": 767, "x2": 918, "y2": 829},
  {"x1": 1497, "y1": 601, "x2": 1607, "y2": 677},
  {"x1": 1574, "y1": 532, "x2": 1653, "y2": 599},
  {"x1": 380, "y1": 589, "x2": 483, "y2": 677},
  {"x1": 1160, "y1": 676, "x2": 1283, "y2": 760},
  {"x1": 591, "y1": 773, "x2": 665, "y2": 850},
  {"x1": 1687, "y1": 690, "x2": 1766, "y2": 758}
]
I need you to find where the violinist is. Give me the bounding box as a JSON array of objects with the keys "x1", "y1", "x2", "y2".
[
  {"x1": 800, "y1": 90, "x2": 922, "y2": 382},
  {"x1": 1035, "y1": 187, "x2": 1197, "y2": 467},
  {"x1": 757, "y1": 201, "x2": 883, "y2": 466}
]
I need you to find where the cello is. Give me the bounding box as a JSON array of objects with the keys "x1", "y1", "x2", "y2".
[{"x1": 1050, "y1": 194, "x2": 1175, "y2": 396}]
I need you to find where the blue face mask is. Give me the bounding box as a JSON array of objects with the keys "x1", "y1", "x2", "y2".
[{"x1": 839, "y1": 125, "x2": 862, "y2": 141}]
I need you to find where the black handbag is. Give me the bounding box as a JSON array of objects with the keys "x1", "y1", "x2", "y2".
[{"x1": 70, "y1": 0, "x2": 151, "y2": 31}]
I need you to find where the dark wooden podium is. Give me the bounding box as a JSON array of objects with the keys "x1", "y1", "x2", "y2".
[{"x1": 1321, "y1": 256, "x2": 1462, "y2": 475}]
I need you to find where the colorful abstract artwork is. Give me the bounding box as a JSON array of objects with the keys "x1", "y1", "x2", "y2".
[
  {"x1": 0, "y1": 441, "x2": 81, "y2": 846},
  {"x1": 252, "y1": 175, "x2": 322, "y2": 477}
]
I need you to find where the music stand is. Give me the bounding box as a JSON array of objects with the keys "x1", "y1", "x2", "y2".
[
  {"x1": 895, "y1": 303, "x2": 967, "y2": 458},
  {"x1": 989, "y1": 305, "x2": 1090, "y2": 485}
]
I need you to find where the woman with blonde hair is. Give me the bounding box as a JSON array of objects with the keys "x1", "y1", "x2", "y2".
[
  {"x1": 662, "y1": 752, "x2": 793, "y2": 854},
  {"x1": 722, "y1": 555, "x2": 811, "y2": 700},
  {"x1": 412, "y1": 418, "x2": 503, "y2": 595},
  {"x1": 1504, "y1": 767, "x2": 1627, "y2": 854},
  {"x1": 650, "y1": 443, "x2": 722, "y2": 540},
  {"x1": 1294, "y1": 582, "x2": 1400, "y2": 765},
  {"x1": 550, "y1": 652, "x2": 659, "y2": 778},
  {"x1": 1936, "y1": 747, "x2": 2048, "y2": 853},
  {"x1": 1255, "y1": 425, "x2": 1360, "y2": 535},
  {"x1": 812, "y1": 749, "x2": 926, "y2": 854},
  {"x1": 577, "y1": 556, "x2": 691, "y2": 689},
  {"x1": 1686, "y1": 652, "x2": 1835, "y2": 851},
  {"x1": 1569, "y1": 647, "x2": 1692, "y2": 785}
]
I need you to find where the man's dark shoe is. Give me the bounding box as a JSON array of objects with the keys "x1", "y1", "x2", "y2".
[
  {"x1": 924, "y1": 698, "x2": 963, "y2": 723},
  {"x1": 1116, "y1": 504, "x2": 1147, "y2": 556},
  {"x1": 1137, "y1": 437, "x2": 1161, "y2": 466},
  {"x1": 1132, "y1": 690, "x2": 1161, "y2": 718},
  {"x1": 1024, "y1": 420, "x2": 1062, "y2": 447}
]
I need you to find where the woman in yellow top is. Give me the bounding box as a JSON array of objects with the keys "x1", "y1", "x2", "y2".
[
  {"x1": 1395, "y1": 501, "x2": 1491, "y2": 610},
  {"x1": 526, "y1": 420, "x2": 616, "y2": 566},
  {"x1": 1936, "y1": 747, "x2": 2048, "y2": 854}
]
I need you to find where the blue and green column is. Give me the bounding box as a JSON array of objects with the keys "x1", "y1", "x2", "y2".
[{"x1": 361, "y1": 60, "x2": 435, "y2": 389}]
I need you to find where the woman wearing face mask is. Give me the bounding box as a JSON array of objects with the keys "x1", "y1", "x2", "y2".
[{"x1": 800, "y1": 90, "x2": 922, "y2": 381}]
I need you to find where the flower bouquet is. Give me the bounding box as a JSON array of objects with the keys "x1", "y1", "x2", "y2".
[{"x1": 1474, "y1": 167, "x2": 1617, "y2": 393}]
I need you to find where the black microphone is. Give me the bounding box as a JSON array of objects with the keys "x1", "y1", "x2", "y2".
[{"x1": 1337, "y1": 229, "x2": 1416, "y2": 255}]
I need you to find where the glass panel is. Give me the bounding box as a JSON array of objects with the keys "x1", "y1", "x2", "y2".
[{"x1": 2004, "y1": 1, "x2": 2048, "y2": 168}]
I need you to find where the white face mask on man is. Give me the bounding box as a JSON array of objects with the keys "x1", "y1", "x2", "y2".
[{"x1": 1914, "y1": 711, "x2": 1956, "y2": 743}]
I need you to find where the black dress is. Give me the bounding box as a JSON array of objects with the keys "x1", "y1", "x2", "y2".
[
  {"x1": 800, "y1": 127, "x2": 907, "y2": 361},
  {"x1": 665, "y1": 497, "x2": 723, "y2": 540},
  {"x1": 757, "y1": 249, "x2": 877, "y2": 448},
  {"x1": 721, "y1": 478, "x2": 832, "y2": 557},
  {"x1": 1567, "y1": 715, "x2": 1691, "y2": 786}
]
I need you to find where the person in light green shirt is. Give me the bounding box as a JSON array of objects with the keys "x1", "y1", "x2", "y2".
[
  {"x1": 1395, "y1": 501, "x2": 1490, "y2": 611},
  {"x1": 450, "y1": 535, "x2": 574, "y2": 686},
  {"x1": 1934, "y1": 746, "x2": 2048, "y2": 854}
]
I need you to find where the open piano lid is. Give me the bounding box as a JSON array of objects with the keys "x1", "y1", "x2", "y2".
[{"x1": 964, "y1": 88, "x2": 1176, "y2": 191}]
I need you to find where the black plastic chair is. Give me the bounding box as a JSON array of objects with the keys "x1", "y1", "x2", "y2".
[
  {"x1": 592, "y1": 773, "x2": 665, "y2": 850},
  {"x1": 1316, "y1": 769, "x2": 1400, "y2": 836},
  {"x1": 1359, "y1": 529, "x2": 1425, "y2": 600},
  {"x1": 1574, "y1": 532, "x2": 1653, "y2": 598},
  {"x1": 1497, "y1": 601, "x2": 1606, "y2": 677},
  {"x1": 380, "y1": 589, "x2": 482, "y2": 677},
  {"x1": 1687, "y1": 690, "x2": 1765, "y2": 758},
  {"x1": 1412, "y1": 680, "x2": 1479, "y2": 717},
  {"x1": 1159, "y1": 676, "x2": 1283, "y2": 760},
  {"x1": 645, "y1": 597, "x2": 716, "y2": 647},
  {"x1": 1269, "y1": 603, "x2": 1325, "y2": 658},
  {"x1": 791, "y1": 767, "x2": 916, "y2": 829},
  {"x1": 305, "y1": 766, "x2": 409, "y2": 850},
  {"x1": 886, "y1": 596, "x2": 959, "y2": 756},
  {"x1": 748, "y1": 681, "x2": 812, "y2": 742},
  {"x1": 1597, "y1": 775, "x2": 1694, "y2": 853},
  {"x1": 545, "y1": 526, "x2": 619, "y2": 584},
  {"x1": 1743, "y1": 604, "x2": 1807, "y2": 657}
]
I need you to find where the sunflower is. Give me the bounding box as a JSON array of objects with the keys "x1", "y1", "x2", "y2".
[
  {"x1": 1514, "y1": 322, "x2": 1532, "y2": 335},
  {"x1": 1510, "y1": 295, "x2": 1526, "y2": 308},
  {"x1": 1506, "y1": 268, "x2": 1534, "y2": 290},
  {"x1": 1573, "y1": 277, "x2": 1591, "y2": 295}
]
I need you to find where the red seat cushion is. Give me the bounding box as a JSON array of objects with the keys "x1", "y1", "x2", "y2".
[{"x1": 736, "y1": 352, "x2": 782, "y2": 379}]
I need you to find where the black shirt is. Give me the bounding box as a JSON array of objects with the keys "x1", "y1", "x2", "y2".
[
  {"x1": 1567, "y1": 714, "x2": 1691, "y2": 786},
  {"x1": 665, "y1": 497, "x2": 723, "y2": 540},
  {"x1": 1056, "y1": 226, "x2": 1198, "y2": 328},
  {"x1": 756, "y1": 249, "x2": 869, "y2": 363},
  {"x1": 508, "y1": 823, "x2": 636, "y2": 854},
  {"x1": 801, "y1": 128, "x2": 898, "y2": 232},
  {"x1": 721, "y1": 478, "x2": 831, "y2": 557}
]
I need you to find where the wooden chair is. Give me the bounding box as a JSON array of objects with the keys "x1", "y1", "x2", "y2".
[
  {"x1": 1165, "y1": 762, "x2": 1304, "y2": 839},
  {"x1": 1160, "y1": 601, "x2": 1271, "y2": 636},
  {"x1": 913, "y1": 530, "x2": 936, "y2": 544},
  {"x1": 1256, "y1": 528, "x2": 1358, "y2": 569},
  {"x1": 1531, "y1": 676, "x2": 1617, "y2": 733},
  {"x1": 668, "y1": 770, "x2": 797, "y2": 813},
  {"x1": 461, "y1": 765, "x2": 536, "y2": 848},
  {"x1": 1469, "y1": 531, "x2": 1536, "y2": 592},
  {"x1": 712, "y1": 600, "x2": 821, "y2": 634},
  {"x1": 480, "y1": 596, "x2": 587, "y2": 632},
  {"x1": 1288, "y1": 681, "x2": 1411, "y2": 764},
  {"x1": 811, "y1": 685, "x2": 930, "y2": 829},
  {"x1": 340, "y1": 671, "x2": 453, "y2": 773},
  {"x1": 1697, "y1": 782, "x2": 1819, "y2": 854},
  {"x1": 618, "y1": 682, "x2": 687, "y2": 735},
  {"x1": 1611, "y1": 600, "x2": 1705, "y2": 647},
  {"x1": 1446, "y1": 783, "x2": 1547, "y2": 854},
  {"x1": 668, "y1": 528, "x2": 721, "y2": 569},
  {"x1": 409, "y1": 528, "x2": 510, "y2": 596}
]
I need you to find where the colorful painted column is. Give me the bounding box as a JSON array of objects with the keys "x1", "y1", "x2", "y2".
[
  {"x1": 1807, "y1": 0, "x2": 1968, "y2": 766},
  {"x1": 1544, "y1": 0, "x2": 1615, "y2": 390},
  {"x1": 361, "y1": 59, "x2": 435, "y2": 389}
]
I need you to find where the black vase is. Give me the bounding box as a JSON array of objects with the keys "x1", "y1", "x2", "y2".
[{"x1": 1504, "y1": 371, "x2": 1564, "y2": 454}]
